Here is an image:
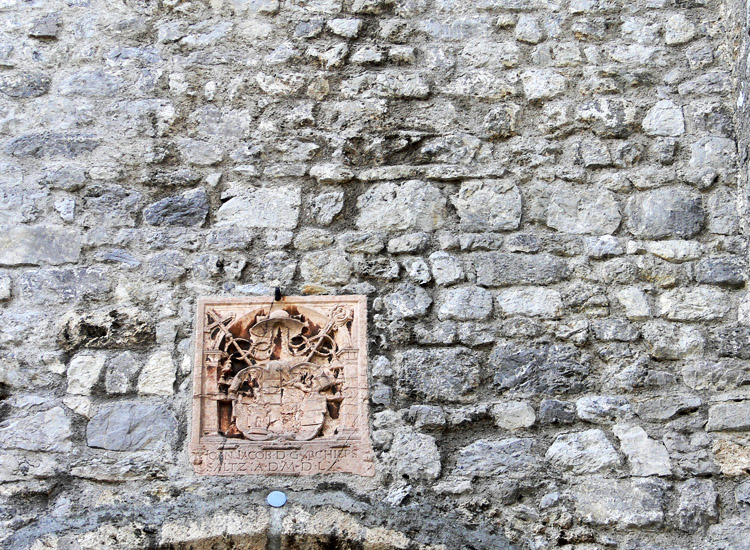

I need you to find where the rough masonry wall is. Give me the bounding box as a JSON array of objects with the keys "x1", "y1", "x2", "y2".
[{"x1": 0, "y1": 0, "x2": 749, "y2": 548}]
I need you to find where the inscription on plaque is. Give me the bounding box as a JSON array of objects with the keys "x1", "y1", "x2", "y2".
[{"x1": 190, "y1": 295, "x2": 375, "y2": 476}]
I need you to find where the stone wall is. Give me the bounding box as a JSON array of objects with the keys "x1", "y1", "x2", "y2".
[{"x1": 0, "y1": 0, "x2": 749, "y2": 548}]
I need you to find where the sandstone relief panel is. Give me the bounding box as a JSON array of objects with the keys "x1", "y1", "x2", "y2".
[{"x1": 190, "y1": 296, "x2": 374, "y2": 476}]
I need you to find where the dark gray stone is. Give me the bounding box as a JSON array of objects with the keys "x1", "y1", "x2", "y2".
[
  {"x1": 105, "y1": 352, "x2": 141, "y2": 395},
  {"x1": 397, "y1": 347, "x2": 481, "y2": 402},
  {"x1": 695, "y1": 257, "x2": 746, "y2": 287},
  {"x1": 29, "y1": 14, "x2": 61, "y2": 38},
  {"x1": 143, "y1": 188, "x2": 209, "y2": 227},
  {"x1": 677, "y1": 479, "x2": 718, "y2": 533},
  {"x1": 147, "y1": 251, "x2": 187, "y2": 281},
  {"x1": 538, "y1": 399, "x2": 576, "y2": 425},
  {"x1": 454, "y1": 438, "x2": 537, "y2": 479},
  {"x1": 625, "y1": 188, "x2": 704, "y2": 239},
  {"x1": 713, "y1": 326, "x2": 750, "y2": 359},
  {"x1": 6, "y1": 132, "x2": 100, "y2": 158},
  {"x1": 0, "y1": 72, "x2": 51, "y2": 98},
  {"x1": 86, "y1": 401, "x2": 177, "y2": 451},
  {"x1": 474, "y1": 253, "x2": 569, "y2": 286},
  {"x1": 491, "y1": 343, "x2": 591, "y2": 397}
]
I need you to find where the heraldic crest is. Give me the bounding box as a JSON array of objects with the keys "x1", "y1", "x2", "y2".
[{"x1": 190, "y1": 296, "x2": 374, "y2": 476}]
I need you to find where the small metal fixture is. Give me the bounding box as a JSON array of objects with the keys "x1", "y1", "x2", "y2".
[
  {"x1": 274, "y1": 287, "x2": 282, "y2": 301},
  {"x1": 266, "y1": 491, "x2": 287, "y2": 507}
]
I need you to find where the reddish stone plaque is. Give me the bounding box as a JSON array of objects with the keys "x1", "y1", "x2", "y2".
[{"x1": 190, "y1": 295, "x2": 375, "y2": 476}]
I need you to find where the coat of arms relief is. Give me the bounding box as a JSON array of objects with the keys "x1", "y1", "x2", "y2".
[{"x1": 190, "y1": 296, "x2": 374, "y2": 476}]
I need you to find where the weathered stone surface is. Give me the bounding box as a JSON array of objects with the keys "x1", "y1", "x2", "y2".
[
  {"x1": 491, "y1": 401, "x2": 536, "y2": 430},
  {"x1": 0, "y1": 225, "x2": 81, "y2": 265},
  {"x1": 309, "y1": 163, "x2": 354, "y2": 184},
  {"x1": 450, "y1": 179, "x2": 522, "y2": 231},
  {"x1": 454, "y1": 438, "x2": 537, "y2": 479},
  {"x1": 356, "y1": 181, "x2": 446, "y2": 232},
  {"x1": 625, "y1": 188, "x2": 704, "y2": 239},
  {"x1": 642, "y1": 321, "x2": 704, "y2": 360},
  {"x1": 137, "y1": 350, "x2": 175, "y2": 396},
  {"x1": 546, "y1": 186, "x2": 621, "y2": 235},
  {"x1": 687, "y1": 137, "x2": 737, "y2": 187},
  {"x1": 521, "y1": 69, "x2": 566, "y2": 100},
  {"x1": 576, "y1": 396, "x2": 632, "y2": 424},
  {"x1": 299, "y1": 250, "x2": 351, "y2": 285},
  {"x1": 491, "y1": 343, "x2": 591, "y2": 396},
  {"x1": 437, "y1": 286, "x2": 493, "y2": 321},
  {"x1": 6, "y1": 132, "x2": 100, "y2": 158},
  {"x1": 216, "y1": 185, "x2": 300, "y2": 229},
  {"x1": 613, "y1": 424, "x2": 671, "y2": 476},
  {"x1": 308, "y1": 190, "x2": 344, "y2": 226},
  {"x1": 539, "y1": 399, "x2": 577, "y2": 425},
  {"x1": 664, "y1": 14, "x2": 696, "y2": 45},
  {"x1": 143, "y1": 188, "x2": 209, "y2": 227},
  {"x1": 677, "y1": 478, "x2": 718, "y2": 533},
  {"x1": 105, "y1": 352, "x2": 141, "y2": 395},
  {"x1": 634, "y1": 394, "x2": 701, "y2": 421},
  {"x1": 396, "y1": 348, "x2": 481, "y2": 402},
  {"x1": 474, "y1": 253, "x2": 569, "y2": 286},
  {"x1": 0, "y1": 72, "x2": 51, "y2": 98},
  {"x1": 67, "y1": 354, "x2": 106, "y2": 396},
  {"x1": 0, "y1": 407, "x2": 72, "y2": 453},
  {"x1": 387, "y1": 233, "x2": 429, "y2": 254},
  {"x1": 86, "y1": 401, "x2": 177, "y2": 451},
  {"x1": 59, "y1": 308, "x2": 155, "y2": 351},
  {"x1": 706, "y1": 402, "x2": 750, "y2": 432},
  {"x1": 616, "y1": 287, "x2": 651, "y2": 320},
  {"x1": 545, "y1": 429, "x2": 621, "y2": 474},
  {"x1": 384, "y1": 283, "x2": 432, "y2": 319},
  {"x1": 387, "y1": 430, "x2": 441, "y2": 481},
  {"x1": 657, "y1": 287, "x2": 730, "y2": 321},
  {"x1": 496, "y1": 287, "x2": 563, "y2": 318},
  {"x1": 573, "y1": 477, "x2": 667, "y2": 527},
  {"x1": 642, "y1": 100, "x2": 685, "y2": 136},
  {"x1": 428, "y1": 251, "x2": 464, "y2": 286},
  {"x1": 695, "y1": 257, "x2": 745, "y2": 287}
]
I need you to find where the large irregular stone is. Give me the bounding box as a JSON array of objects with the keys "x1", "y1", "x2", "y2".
[
  {"x1": 616, "y1": 287, "x2": 651, "y2": 320},
  {"x1": 641, "y1": 100, "x2": 684, "y2": 136},
  {"x1": 545, "y1": 429, "x2": 621, "y2": 474},
  {"x1": 641, "y1": 321, "x2": 704, "y2": 360},
  {"x1": 299, "y1": 250, "x2": 351, "y2": 285},
  {"x1": 713, "y1": 326, "x2": 750, "y2": 359},
  {"x1": 6, "y1": 132, "x2": 100, "y2": 158},
  {"x1": 67, "y1": 353, "x2": 106, "y2": 396},
  {"x1": 105, "y1": 352, "x2": 141, "y2": 395},
  {"x1": 687, "y1": 136, "x2": 737, "y2": 187},
  {"x1": 59, "y1": 307, "x2": 155, "y2": 352},
  {"x1": 309, "y1": 190, "x2": 345, "y2": 226},
  {"x1": 387, "y1": 430, "x2": 441, "y2": 481},
  {"x1": 454, "y1": 438, "x2": 537, "y2": 479},
  {"x1": 572, "y1": 477, "x2": 667, "y2": 527},
  {"x1": 546, "y1": 186, "x2": 621, "y2": 235},
  {"x1": 491, "y1": 401, "x2": 536, "y2": 430},
  {"x1": 694, "y1": 257, "x2": 745, "y2": 287},
  {"x1": 143, "y1": 188, "x2": 209, "y2": 227},
  {"x1": 491, "y1": 343, "x2": 591, "y2": 397},
  {"x1": 613, "y1": 424, "x2": 671, "y2": 476},
  {"x1": 137, "y1": 350, "x2": 175, "y2": 396},
  {"x1": 86, "y1": 401, "x2": 177, "y2": 451},
  {"x1": 384, "y1": 283, "x2": 432, "y2": 319},
  {"x1": 216, "y1": 185, "x2": 301, "y2": 229},
  {"x1": 474, "y1": 253, "x2": 569, "y2": 286},
  {"x1": 706, "y1": 401, "x2": 750, "y2": 431},
  {"x1": 0, "y1": 225, "x2": 81, "y2": 265},
  {"x1": 450, "y1": 179, "x2": 522, "y2": 231},
  {"x1": 17, "y1": 267, "x2": 111, "y2": 305},
  {"x1": 428, "y1": 251, "x2": 464, "y2": 286},
  {"x1": 625, "y1": 188, "x2": 704, "y2": 239},
  {"x1": 657, "y1": 287, "x2": 730, "y2": 321},
  {"x1": 0, "y1": 407, "x2": 72, "y2": 453},
  {"x1": 521, "y1": 69, "x2": 566, "y2": 101},
  {"x1": 712, "y1": 439, "x2": 750, "y2": 476},
  {"x1": 496, "y1": 287, "x2": 563, "y2": 318},
  {"x1": 576, "y1": 396, "x2": 632, "y2": 424},
  {"x1": 677, "y1": 479, "x2": 718, "y2": 533},
  {"x1": 396, "y1": 348, "x2": 481, "y2": 402},
  {"x1": 437, "y1": 286, "x2": 493, "y2": 321},
  {"x1": 356, "y1": 181, "x2": 446, "y2": 232},
  {"x1": 59, "y1": 69, "x2": 122, "y2": 96},
  {"x1": 0, "y1": 72, "x2": 51, "y2": 98}
]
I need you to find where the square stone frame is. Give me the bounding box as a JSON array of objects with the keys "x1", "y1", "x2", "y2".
[{"x1": 190, "y1": 295, "x2": 375, "y2": 476}]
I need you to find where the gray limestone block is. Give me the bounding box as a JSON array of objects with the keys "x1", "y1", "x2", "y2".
[
  {"x1": 474, "y1": 252, "x2": 569, "y2": 286},
  {"x1": 387, "y1": 430, "x2": 441, "y2": 481},
  {"x1": 490, "y1": 343, "x2": 591, "y2": 397},
  {"x1": 396, "y1": 347, "x2": 481, "y2": 403},
  {"x1": 545, "y1": 429, "x2": 621, "y2": 474},
  {"x1": 573, "y1": 477, "x2": 667, "y2": 527},
  {"x1": 143, "y1": 188, "x2": 209, "y2": 227},
  {"x1": 677, "y1": 479, "x2": 718, "y2": 533},
  {"x1": 0, "y1": 407, "x2": 72, "y2": 453},
  {"x1": 0, "y1": 225, "x2": 81, "y2": 266},
  {"x1": 384, "y1": 283, "x2": 432, "y2": 319},
  {"x1": 453, "y1": 438, "x2": 537, "y2": 479},
  {"x1": 0, "y1": 72, "x2": 51, "y2": 98},
  {"x1": 437, "y1": 286, "x2": 493, "y2": 321},
  {"x1": 625, "y1": 187, "x2": 704, "y2": 239},
  {"x1": 86, "y1": 401, "x2": 177, "y2": 452}
]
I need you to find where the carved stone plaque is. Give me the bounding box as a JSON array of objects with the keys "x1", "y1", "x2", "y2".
[{"x1": 190, "y1": 296, "x2": 375, "y2": 476}]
